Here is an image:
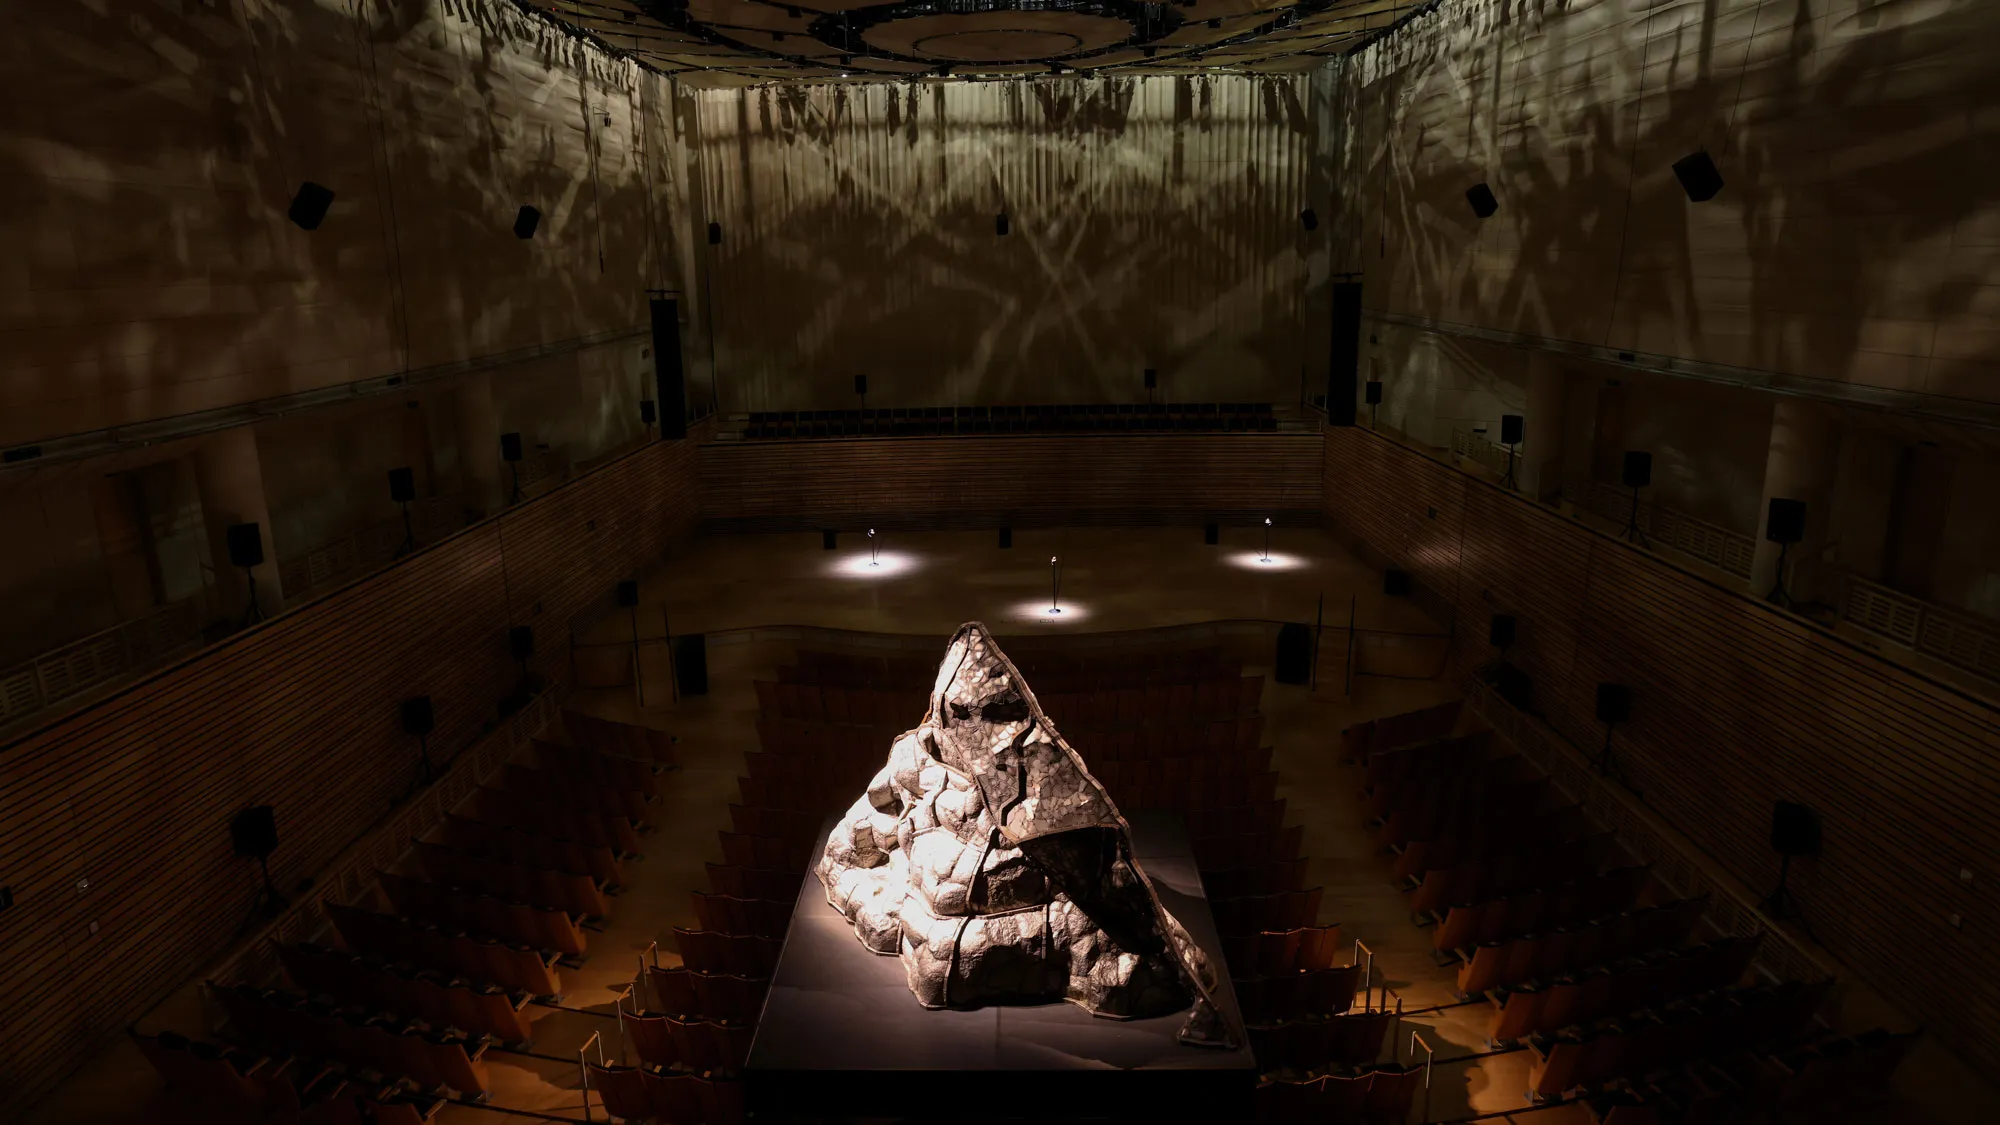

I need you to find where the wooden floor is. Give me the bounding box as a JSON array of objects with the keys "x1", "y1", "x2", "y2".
[{"x1": 21, "y1": 528, "x2": 1989, "y2": 1124}]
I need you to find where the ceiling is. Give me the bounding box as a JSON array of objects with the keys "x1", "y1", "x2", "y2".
[{"x1": 527, "y1": 0, "x2": 1426, "y2": 84}]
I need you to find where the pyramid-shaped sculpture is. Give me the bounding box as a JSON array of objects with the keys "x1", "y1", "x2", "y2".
[{"x1": 816, "y1": 623, "x2": 1233, "y2": 1046}]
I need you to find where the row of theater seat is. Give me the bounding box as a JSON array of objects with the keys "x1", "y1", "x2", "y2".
[
  {"x1": 380, "y1": 871, "x2": 588, "y2": 956},
  {"x1": 1247, "y1": 1011, "x2": 1396, "y2": 1073},
  {"x1": 1431, "y1": 864, "x2": 1654, "y2": 952},
  {"x1": 211, "y1": 983, "x2": 492, "y2": 1098},
  {"x1": 1387, "y1": 805, "x2": 1594, "y2": 884},
  {"x1": 704, "y1": 861, "x2": 798, "y2": 902},
  {"x1": 643, "y1": 966, "x2": 770, "y2": 1024},
  {"x1": 1236, "y1": 966, "x2": 1365, "y2": 1026},
  {"x1": 1212, "y1": 887, "x2": 1324, "y2": 938},
  {"x1": 673, "y1": 928, "x2": 784, "y2": 978},
  {"x1": 1341, "y1": 699, "x2": 1462, "y2": 761},
  {"x1": 1487, "y1": 935, "x2": 1763, "y2": 1042},
  {"x1": 278, "y1": 943, "x2": 535, "y2": 1044},
  {"x1": 532, "y1": 737, "x2": 661, "y2": 797},
  {"x1": 131, "y1": 1029, "x2": 445, "y2": 1125},
  {"x1": 690, "y1": 891, "x2": 794, "y2": 937},
  {"x1": 753, "y1": 681, "x2": 924, "y2": 726},
  {"x1": 1526, "y1": 980, "x2": 1834, "y2": 1099},
  {"x1": 781, "y1": 646, "x2": 1241, "y2": 692},
  {"x1": 1253, "y1": 1063, "x2": 1426, "y2": 1124},
  {"x1": 562, "y1": 708, "x2": 678, "y2": 765},
  {"x1": 439, "y1": 813, "x2": 623, "y2": 886},
  {"x1": 719, "y1": 829, "x2": 813, "y2": 874},
  {"x1": 1193, "y1": 823, "x2": 1305, "y2": 872},
  {"x1": 1219, "y1": 924, "x2": 1344, "y2": 978},
  {"x1": 413, "y1": 840, "x2": 611, "y2": 918},
  {"x1": 622, "y1": 1007, "x2": 755, "y2": 1074},
  {"x1": 328, "y1": 904, "x2": 562, "y2": 997},
  {"x1": 1058, "y1": 717, "x2": 1269, "y2": 760},
  {"x1": 585, "y1": 1062, "x2": 744, "y2": 1124},
  {"x1": 1406, "y1": 830, "x2": 1615, "y2": 915},
  {"x1": 1202, "y1": 856, "x2": 1307, "y2": 899},
  {"x1": 471, "y1": 779, "x2": 642, "y2": 855},
  {"x1": 500, "y1": 761, "x2": 652, "y2": 828},
  {"x1": 1455, "y1": 896, "x2": 1709, "y2": 995}
]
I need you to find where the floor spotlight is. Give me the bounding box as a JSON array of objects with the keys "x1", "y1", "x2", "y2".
[{"x1": 1050, "y1": 555, "x2": 1062, "y2": 614}]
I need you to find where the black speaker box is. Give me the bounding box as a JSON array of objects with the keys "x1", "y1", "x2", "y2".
[
  {"x1": 1766, "y1": 498, "x2": 1806, "y2": 545},
  {"x1": 999, "y1": 527, "x2": 1013, "y2": 549},
  {"x1": 508, "y1": 625, "x2": 534, "y2": 661},
  {"x1": 1672, "y1": 151, "x2": 1725, "y2": 203},
  {"x1": 400, "y1": 695, "x2": 434, "y2": 737},
  {"x1": 1489, "y1": 661, "x2": 1532, "y2": 710},
  {"x1": 388, "y1": 467, "x2": 415, "y2": 504},
  {"x1": 1489, "y1": 614, "x2": 1516, "y2": 649},
  {"x1": 1772, "y1": 801, "x2": 1821, "y2": 857},
  {"x1": 1622, "y1": 451, "x2": 1653, "y2": 489},
  {"x1": 1327, "y1": 282, "x2": 1363, "y2": 426},
  {"x1": 1466, "y1": 182, "x2": 1499, "y2": 219},
  {"x1": 1274, "y1": 622, "x2": 1313, "y2": 685},
  {"x1": 1364, "y1": 380, "x2": 1383, "y2": 406},
  {"x1": 1143, "y1": 369, "x2": 1157, "y2": 390},
  {"x1": 650, "y1": 298, "x2": 688, "y2": 440},
  {"x1": 1299, "y1": 208, "x2": 1318, "y2": 231},
  {"x1": 1500, "y1": 414, "x2": 1524, "y2": 446},
  {"x1": 230, "y1": 806, "x2": 278, "y2": 859},
  {"x1": 1203, "y1": 522, "x2": 1220, "y2": 546},
  {"x1": 226, "y1": 523, "x2": 264, "y2": 569},
  {"x1": 513, "y1": 204, "x2": 540, "y2": 239},
  {"x1": 1596, "y1": 682, "x2": 1631, "y2": 725},
  {"x1": 995, "y1": 213, "x2": 1010, "y2": 237},
  {"x1": 854, "y1": 374, "x2": 868, "y2": 397},
  {"x1": 674, "y1": 634, "x2": 709, "y2": 696},
  {"x1": 640, "y1": 399, "x2": 657, "y2": 426},
  {"x1": 500, "y1": 432, "x2": 523, "y2": 463},
  {"x1": 616, "y1": 580, "x2": 640, "y2": 608},
  {"x1": 1383, "y1": 569, "x2": 1411, "y2": 597},
  {"x1": 822, "y1": 530, "x2": 838, "y2": 550},
  {"x1": 707, "y1": 221, "x2": 722, "y2": 245},
  {"x1": 288, "y1": 182, "x2": 335, "y2": 231}
]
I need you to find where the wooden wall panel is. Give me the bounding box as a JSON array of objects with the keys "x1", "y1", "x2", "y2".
[
  {"x1": 0, "y1": 438, "x2": 700, "y2": 1114},
  {"x1": 700, "y1": 434, "x2": 1325, "y2": 531},
  {"x1": 1322, "y1": 424, "x2": 2000, "y2": 1073}
]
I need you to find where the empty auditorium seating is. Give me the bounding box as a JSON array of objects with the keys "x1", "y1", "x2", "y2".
[
  {"x1": 129, "y1": 1028, "x2": 297, "y2": 1117},
  {"x1": 644, "y1": 966, "x2": 771, "y2": 1024},
  {"x1": 1486, "y1": 935, "x2": 1762, "y2": 1042},
  {"x1": 622, "y1": 1006, "x2": 754, "y2": 1074},
  {"x1": 718, "y1": 830, "x2": 812, "y2": 875},
  {"x1": 1221, "y1": 924, "x2": 1344, "y2": 978},
  {"x1": 327, "y1": 904, "x2": 562, "y2": 997},
  {"x1": 1431, "y1": 864, "x2": 1654, "y2": 952},
  {"x1": 277, "y1": 943, "x2": 535, "y2": 1043},
  {"x1": 705, "y1": 861, "x2": 799, "y2": 902},
  {"x1": 640, "y1": 1067, "x2": 747, "y2": 1124},
  {"x1": 1254, "y1": 1062, "x2": 1424, "y2": 1124},
  {"x1": 1236, "y1": 965, "x2": 1365, "y2": 1025},
  {"x1": 1247, "y1": 1010, "x2": 1395, "y2": 1073},
  {"x1": 1455, "y1": 896, "x2": 1711, "y2": 996},
  {"x1": 1212, "y1": 887, "x2": 1324, "y2": 937},
  {"x1": 674, "y1": 928, "x2": 784, "y2": 977},
  {"x1": 1341, "y1": 700, "x2": 1462, "y2": 760},
  {"x1": 414, "y1": 840, "x2": 611, "y2": 917},
  {"x1": 742, "y1": 402, "x2": 1279, "y2": 440},
  {"x1": 210, "y1": 982, "x2": 492, "y2": 1097},
  {"x1": 440, "y1": 813, "x2": 623, "y2": 886},
  {"x1": 563, "y1": 709, "x2": 678, "y2": 765},
  {"x1": 379, "y1": 871, "x2": 588, "y2": 956}
]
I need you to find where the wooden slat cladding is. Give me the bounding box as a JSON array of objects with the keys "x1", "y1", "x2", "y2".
[
  {"x1": 0, "y1": 440, "x2": 700, "y2": 1114},
  {"x1": 701, "y1": 434, "x2": 1325, "y2": 531},
  {"x1": 1321, "y1": 425, "x2": 2000, "y2": 1074}
]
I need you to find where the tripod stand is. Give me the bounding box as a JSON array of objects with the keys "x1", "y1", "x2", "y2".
[
  {"x1": 251, "y1": 853, "x2": 287, "y2": 919},
  {"x1": 395, "y1": 499, "x2": 416, "y2": 557},
  {"x1": 240, "y1": 567, "x2": 264, "y2": 627},
  {"x1": 1622, "y1": 486, "x2": 1650, "y2": 547},
  {"x1": 1761, "y1": 853, "x2": 1804, "y2": 921},
  {"x1": 1501, "y1": 443, "x2": 1517, "y2": 491},
  {"x1": 1766, "y1": 541, "x2": 1793, "y2": 608}
]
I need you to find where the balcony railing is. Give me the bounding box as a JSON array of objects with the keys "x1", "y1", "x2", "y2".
[
  {"x1": 278, "y1": 494, "x2": 469, "y2": 605},
  {"x1": 1561, "y1": 474, "x2": 1756, "y2": 581},
  {"x1": 1450, "y1": 428, "x2": 1513, "y2": 478},
  {"x1": 0, "y1": 591, "x2": 216, "y2": 727},
  {"x1": 1843, "y1": 573, "x2": 2000, "y2": 684}
]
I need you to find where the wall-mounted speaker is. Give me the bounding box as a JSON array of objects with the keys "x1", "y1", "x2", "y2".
[
  {"x1": 1500, "y1": 414, "x2": 1524, "y2": 445},
  {"x1": 1489, "y1": 614, "x2": 1516, "y2": 649},
  {"x1": 1328, "y1": 281, "x2": 1363, "y2": 427},
  {"x1": 500, "y1": 433, "x2": 523, "y2": 463},
  {"x1": 1622, "y1": 451, "x2": 1653, "y2": 489},
  {"x1": 854, "y1": 374, "x2": 868, "y2": 397},
  {"x1": 1383, "y1": 569, "x2": 1411, "y2": 597},
  {"x1": 288, "y1": 182, "x2": 335, "y2": 231},
  {"x1": 1672, "y1": 151, "x2": 1725, "y2": 203},
  {"x1": 226, "y1": 523, "x2": 264, "y2": 570},
  {"x1": 1766, "y1": 498, "x2": 1806, "y2": 545},
  {"x1": 513, "y1": 205, "x2": 541, "y2": 239},
  {"x1": 995, "y1": 213, "x2": 1010, "y2": 237},
  {"x1": 707, "y1": 222, "x2": 722, "y2": 246},
  {"x1": 1143, "y1": 369, "x2": 1157, "y2": 390},
  {"x1": 651, "y1": 299, "x2": 688, "y2": 440},
  {"x1": 640, "y1": 399, "x2": 657, "y2": 426},
  {"x1": 1466, "y1": 183, "x2": 1499, "y2": 219},
  {"x1": 999, "y1": 527, "x2": 1013, "y2": 549},
  {"x1": 230, "y1": 806, "x2": 278, "y2": 859},
  {"x1": 508, "y1": 625, "x2": 535, "y2": 661},
  {"x1": 822, "y1": 530, "x2": 837, "y2": 550},
  {"x1": 674, "y1": 634, "x2": 709, "y2": 696},
  {"x1": 1274, "y1": 623, "x2": 1313, "y2": 685},
  {"x1": 1595, "y1": 682, "x2": 1631, "y2": 725},
  {"x1": 1771, "y1": 801, "x2": 1821, "y2": 857},
  {"x1": 1364, "y1": 380, "x2": 1383, "y2": 405},
  {"x1": 615, "y1": 580, "x2": 640, "y2": 608},
  {"x1": 388, "y1": 467, "x2": 415, "y2": 504},
  {"x1": 1299, "y1": 208, "x2": 1319, "y2": 231},
  {"x1": 1203, "y1": 522, "x2": 1220, "y2": 546},
  {"x1": 400, "y1": 695, "x2": 434, "y2": 737}
]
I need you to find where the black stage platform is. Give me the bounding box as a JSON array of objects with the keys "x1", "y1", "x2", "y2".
[{"x1": 744, "y1": 810, "x2": 1257, "y2": 1122}]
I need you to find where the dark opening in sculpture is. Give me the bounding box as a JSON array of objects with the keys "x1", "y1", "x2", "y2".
[{"x1": 816, "y1": 622, "x2": 1233, "y2": 1046}]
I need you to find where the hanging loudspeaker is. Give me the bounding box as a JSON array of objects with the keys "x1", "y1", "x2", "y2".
[
  {"x1": 1383, "y1": 569, "x2": 1411, "y2": 597},
  {"x1": 1672, "y1": 151, "x2": 1725, "y2": 203},
  {"x1": 400, "y1": 695, "x2": 435, "y2": 737},
  {"x1": 707, "y1": 222, "x2": 722, "y2": 245},
  {"x1": 288, "y1": 182, "x2": 335, "y2": 231},
  {"x1": 615, "y1": 580, "x2": 640, "y2": 608},
  {"x1": 1622, "y1": 451, "x2": 1653, "y2": 489},
  {"x1": 1489, "y1": 614, "x2": 1516, "y2": 649},
  {"x1": 227, "y1": 524, "x2": 264, "y2": 570},
  {"x1": 1203, "y1": 522, "x2": 1220, "y2": 546},
  {"x1": 854, "y1": 374, "x2": 868, "y2": 397},
  {"x1": 674, "y1": 634, "x2": 709, "y2": 696},
  {"x1": 999, "y1": 527, "x2": 1013, "y2": 549},
  {"x1": 388, "y1": 467, "x2": 415, "y2": 504},
  {"x1": 640, "y1": 399, "x2": 657, "y2": 425},
  {"x1": 513, "y1": 205, "x2": 541, "y2": 240},
  {"x1": 1465, "y1": 183, "x2": 1498, "y2": 219},
  {"x1": 1143, "y1": 369, "x2": 1157, "y2": 390},
  {"x1": 822, "y1": 530, "x2": 837, "y2": 550},
  {"x1": 1595, "y1": 682, "x2": 1631, "y2": 725},
  {"x1": 500, "y1": 433, "x2": 523, "y2": 463},
  {"x1": 1299, "y1": 208, "x2": 1318, "y2": 231},
  {"x1": 1364, "y1": 380, "x2": 1383, "y2": 405},
  {"x1": 1500, "y1": 414, "x2": 1524, "y2": 445},
  {"x1": 995, "y1": 214, "x2": 1009, "y2": 237},
  {"x1": 230, "y1": 806, "x2": 278, "y2": 860},
  {"x1": 1766, "y1": 498, "x2": 1806, "y2": 545},
  {"x1": 508, "y1": 625, "x2": 535, "y2": 661},
  {"x1": 1771, "y1": 801, "x2": 1821, "y2": 857}
]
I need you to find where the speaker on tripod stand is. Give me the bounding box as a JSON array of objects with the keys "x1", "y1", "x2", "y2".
[
  {"x1": 1764, "y1": 498, "x2": 1806, "y2": 607},
  {"x1": 228, "y1": 523, "x2": 266, "y2": 626},
  {"x1": 231, "y1": 806, "x2": 285, "y2": 920},
  {"x1": 389, "y1": 467, "x2": 417, "y2": 556},
  {"x1": 402, "y1": 695, "x2": 435, "y2": 789},
  {"x1": 1763, "y1": 801, "x2": 1819, "y2": 923},
  {"x1": 1621, "y1": 453, "x2": 1652, "y2": 546}
]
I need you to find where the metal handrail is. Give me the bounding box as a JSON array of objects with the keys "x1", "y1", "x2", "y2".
[
  {"x1": 0, "y1": 587, "x2": 217, "y2": 726},
  {"x1": 1408, "y1": 1031, "x2": 1435, "y2": 1122},
  {"x1": 1841, "y1": 571, "x2": 2000, "y2": 684},
  {"x1": 577, "y1": 1030, "x2": 606, "y2": 1123}
]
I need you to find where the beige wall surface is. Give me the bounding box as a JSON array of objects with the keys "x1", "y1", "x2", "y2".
[
  {"x1": 1331, "y1": 0, "x2": 2000, "y2": 406},
  {"x1": 0, "y1": 0, "x2": 692, "y2": 449},
  {"x1": 695, "y1": 75, "x2": 1323, "y2": 411}
]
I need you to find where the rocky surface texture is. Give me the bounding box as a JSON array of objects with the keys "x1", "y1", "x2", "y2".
[{"x1": 816, "y1": 622, "x2": 1231, "y2": 1046}]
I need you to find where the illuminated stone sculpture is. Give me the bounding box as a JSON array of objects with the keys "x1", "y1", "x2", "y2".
[{"x1": 816, "y1": 622, "x2": 1232, "y2": 1046}]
